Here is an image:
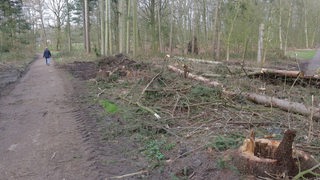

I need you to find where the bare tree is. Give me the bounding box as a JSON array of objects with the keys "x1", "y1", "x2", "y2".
[
  {"x1": 27, "y1": 0, "x2": 47, "y2": 46},
  {"x1": 46, "y1": 0, "x2": 66, "y2": 50}
]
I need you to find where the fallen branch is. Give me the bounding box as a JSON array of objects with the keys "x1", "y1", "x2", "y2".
[
  {"x1": 168, "y1": 65, "x2": 224, "y2": 89},
  {"x1": 168, "y1": 144, "x2": 207, "y2": 163},
  {"x1": 119, "y1": 96, "x2": 161, "y2": 119},
  {"x1": 139, "y1": 72, "x2": 162, "y2": 100},
  {"x1": 293, "y1": 163, "x2": 320, "y2": 180},
  {"x1": 136, "y1": 102, "x2": 161, "y2": 119},
  {"x1": 97, "y1": 87, "x2": 107, "y2": 97},
  {"x1": 107, "y1": 170, "x2": 148, "y2": 179}
]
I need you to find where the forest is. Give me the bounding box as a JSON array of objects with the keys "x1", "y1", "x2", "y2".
[
  {"x1": 1, "y1": 0, "x2": 320, "y2": 179},
  {"x1": 1, "y1": 0, "x2": 320, "y2": 58}
]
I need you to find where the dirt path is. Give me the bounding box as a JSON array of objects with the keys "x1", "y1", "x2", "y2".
[{"x1": 0, "y1": 56, "x2": 97, "y2": 180}]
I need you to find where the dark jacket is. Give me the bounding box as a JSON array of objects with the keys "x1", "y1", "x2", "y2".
[{"x1": 43, "y1": 49, "x2": 51, "y2": 58}]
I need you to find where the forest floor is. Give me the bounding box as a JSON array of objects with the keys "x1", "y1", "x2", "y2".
[
  {"x1": 61, "y1": 53, "x2": 320, "y2": 179},
  {"x1": 0, "y1": 53, "x2": 319, "y2": 179}
]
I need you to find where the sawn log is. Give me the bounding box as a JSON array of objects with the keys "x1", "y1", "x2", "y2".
[{"x1": 167, "y1": 65, "x2": 320, "y2": 120}]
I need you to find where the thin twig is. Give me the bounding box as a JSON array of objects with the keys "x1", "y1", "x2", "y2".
[
  {"x1": 308, "y1": 95, "x2": 314, "y2": 143},
  {"x1": 107, "y1": 170, "x2": 148, "y2": 179},
  {"x1": 97, "y1": 87, "x2": 107, "y2": 97},
  {"x1": 293, "y1": 163, "x2": 320, "y2": 180},
  {"x1": 171, "y1": 93, "x2": 181, "y2": 117},
  {"x1": 136, "y1": 102, "x2": 161, "y2": 119},
  {"x1": 170, "y1": 144, "x2": 207, "y2": 163}
]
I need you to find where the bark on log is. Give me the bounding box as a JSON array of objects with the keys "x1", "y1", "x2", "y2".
[
  {"x1": 168, "y1": 65, "x2": 224, "y2": 88},
  {"x1": 168, "y1": 65, "x2": 320, "y2": 120},
  {"x1": 248, "y1": 68, "x2": 320, "y2": 80},
  {"x1": 172, "y1": 56, "x2": 222, "y2": 65},
  {"x1": 243, "y1": 92, "x2": 320, "y2": 119}
]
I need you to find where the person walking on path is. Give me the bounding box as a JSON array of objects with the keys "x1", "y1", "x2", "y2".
[{"x1": 43, "y1": 47, "x2": 52, "y2": 65}]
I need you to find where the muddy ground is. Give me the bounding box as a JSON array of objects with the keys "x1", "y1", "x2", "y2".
[{"x1": 0, "y1": 54, "x2": 319, "y2": 179}]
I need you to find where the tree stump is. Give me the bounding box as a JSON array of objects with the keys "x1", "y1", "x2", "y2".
[{"x1": 227, "y1": 129, "x2": 319, "y2": 179}]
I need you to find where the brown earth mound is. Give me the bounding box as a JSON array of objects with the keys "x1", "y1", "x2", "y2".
[{"x1": 62, "y1": 54, "x2": 148, "y2": 81}]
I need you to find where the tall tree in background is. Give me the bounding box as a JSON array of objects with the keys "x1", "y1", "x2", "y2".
[
  {"x1": 84, "y1": 0, "x2": 90, "y2": 53},
  {"x1": 278, "y1": 0, "x2": 283, "y2": 51},
  {"x1": 118, "y1": 0, "x2": 125, "y2": 53},
  {"x1": 46, "y1": 0, "x2": 66, "y2": 50},
  {"x1": 126, "y1": 0, "x2": 131, "y2": 54},
  {"x1": 284, "y1": 0, "x2": 293, "y2": 55},
  {"x1": 169, "y1": 0, "x2": 174, "y2": 54},
  {"x1": 212, "y1": 0, "x2": 221, "y2": 60},
  {"x1": 132, "y1": 0, "x2": 137, "y2": 56},
  {"x1": 27, "y1": 0, "x2": 47, "y2": 46},
  {"x1": 100, "y1": 0, "x2": 105, "y2": 55},
  {"x1": 66, "y1": 0, "x2": 71, "y2": 51},
  {"x1": 225, "y1": 1, "x2": 241, "y2": 61},
  {"x1": 303, "y1": 0, "x2": 308, "y2": 48}
]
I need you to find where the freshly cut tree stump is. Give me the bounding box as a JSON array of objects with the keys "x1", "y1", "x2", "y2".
[{"x1": 228, "y1": 130, "x2": 319, "y2": 178}]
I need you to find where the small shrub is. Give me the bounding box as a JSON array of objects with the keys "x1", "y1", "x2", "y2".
[
  {"x1": 99, "y1": 99, "x2": 118, "y2": 114},
  {"x1": 144, "y1": 140, "x2": 165, "y2": 161}
]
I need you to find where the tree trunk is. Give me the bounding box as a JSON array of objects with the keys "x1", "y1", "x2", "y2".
[
  {"x1": 278, "y1": 0, "x2": 283, "y2": 51},
  {"x1": 257, "y1": 23, "x2": 264, "y2": 65},
  {"x1": 100, "y1": 0, "x2": 105, "y2": 55},
  {"x1": 226, "y1": 1, "x2": 240, "y2": 61},
  {"x1": 303, "y1": 0, "x2": 309, "y2": 48},
  {"x1": 132, "y1": 0, "x2": 137, "y2": 56},
  {"x1": 126, "y1": 0, "x2": 131, "y2": 54},
  {"x1": 202, "y1": 0, "x2": 207, "y2": 47},
  {"x1": 118, "y1": 0, "x2": 126, "y2": 53},
  {"x1": 107, "y1": 0, "x2": 112, "y2": 54},
  {"x1": 212, "y1": 0, "x2": 220, "y2": 59},
  {"x1": 84, "y1": 0, "x2": 90, "y2": 53},
  {"x1": 104, "y1": 0, "x2": 109, "y2": 55},
  {"x1": 284, "y1": 1, "x2": 293, "y2": 55},
  {"x1": 169, "y1": 1, "x2": 174, "y2": 54},
  {"x1": 66, "y1": 0, "x2": 71, "y2": 52},
  {"x1": 157, "y1": 1, "x2": 162, "y2": 53},
  {"x1": 150, "y1": 0, "x2": 156, "y2": 53},
  {"x1": 37, "y1": 1, "x2": 48, "y2": 47}
]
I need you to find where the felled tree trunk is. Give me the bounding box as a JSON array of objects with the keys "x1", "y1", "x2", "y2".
[
  {"x1": 248, "y1": 68, "x2": 302, "y2": 78},
  {"x1": 167, "y1": 65, "x2": 320, "y2": 120},
  {"x1": 248, "y1": 68, "x2": 320, "y2": 79},
  {"x1": 172, "y1": 56, "x2": 222, "y2": 65},
  {"x1": 243, "y1": 92, "x2": 320, "y2": 119}
]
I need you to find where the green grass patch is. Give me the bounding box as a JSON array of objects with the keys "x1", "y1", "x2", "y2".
[
  {"x1": 286, "y1": 49, "x2": 316, "y2": 60},
  {"x1": 99, "y1": 99, "x2": 119, "y2": 114}
]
